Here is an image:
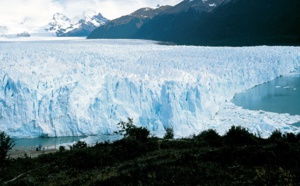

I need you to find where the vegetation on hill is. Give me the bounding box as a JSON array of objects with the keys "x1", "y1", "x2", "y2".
[
  {"x1": 0, "y1": 131, "x2": 15, "y2": 166},
  {"x1": 1, "y1": 123, "x2": 300, "y2": 185}
]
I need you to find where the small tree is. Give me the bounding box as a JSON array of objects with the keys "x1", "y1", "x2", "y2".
[
  {"x1": 164, "y1": 128, "x2": 174, "y2": 139},
  {"x1": 224, "y1": 126, "x2": 257, "y2": 146},
  {"x1": 115, "y1": 118, "x2": 150, "y2": 141},
  {"x1": 269, "y1": 130, "x2": 283, "y2": 143},
  {"x1": 70, "y1": 141, "x2": 87, "y2": 150},
  {"x1": 195, "y1": 129, "x2": 222, "y2": 147},
  {"x1": 284, "y1": 133, "x2": 298, "y2": 143},
  {"x1": 59, "y1": 146, "x2": 66, "y2": 152},
  {"x1": 0, "y1": 131, "x2": 15, "y2": 165}
]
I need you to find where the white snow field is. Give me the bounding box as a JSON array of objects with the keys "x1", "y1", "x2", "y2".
[{"x1": 0, "y1": 39, "x2": 300, "y2": 138}]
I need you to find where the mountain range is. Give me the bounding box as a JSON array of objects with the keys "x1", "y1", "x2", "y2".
[
  {"x1": 88, "y1": 0, "x2": 300, "y2": 46},
  {"x1": 0, "y1": 12, "x2": 109, "y2": 38},
  {"x1": 46, "y1": 12, "x2": 109, "y2": 37},
  {"x1": 87, "y1": 0, "x2": 227, "y2": 40}
]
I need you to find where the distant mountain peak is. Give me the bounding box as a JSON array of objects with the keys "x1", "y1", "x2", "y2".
[
  {"x1": 46, "y1": 13, "x2": 72, "y2": 34},
  {"x1": 0, "y1": 26, "x2": 8, "y2": 36},
  {"x1": 46, "y1": 12, "x2": 109, "y2": 37},
  {"x1": 20, "y1": 17, "x2": 32, "y2": 25},
  {"x1": 52, "y1": 13, "x2": 71, "y2": 22},
  {"x1": 88, "y1": 0, "x2": 224, "y2": 40},
  {"x1": 130, "y1": 5, "x2": 173, "y2": 18}
]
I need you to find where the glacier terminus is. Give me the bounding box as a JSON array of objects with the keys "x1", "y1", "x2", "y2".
[{"x1": 0, "y1": 39, "x2": 300, "y2": 138}]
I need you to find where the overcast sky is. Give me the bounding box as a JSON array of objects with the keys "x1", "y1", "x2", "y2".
[{"x1": 0, "y1": 0, "x2": 182, "y2": 26}]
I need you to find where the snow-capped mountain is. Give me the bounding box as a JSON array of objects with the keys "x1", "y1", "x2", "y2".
[
  {"x1": 0, "y1": 26, "x2": 8, "y2": 36},
  {"x1": 107, "y1": 6, "x2": 171, "y2": 26},
  {"x1": 165, "y1": 0, "x2": 226, "y2": 13},
  {"x1": 0, "y1": 11, "x2": 108, "y2": 38},
  {"x1": 88, "y1": 0, "x2": 300, "y2": 46},
  {"x1": 87, "y1": 6, "x2": 172, "y2": 39},
  {"x1": 130, "y1": 6, "x2": 172, "y2": 19},
  {"x1": 46, "y1": 12, "x2": 109, "y2": 37},
  {"x1": 0, "y1": 24, "x2": 38, "y2": 38},
  {"x1": 88, "y1": 0, "x2": 226, "y2": 39},
  {"x1": 46, "y1": 13, "x2": 73, "y2": 36}
]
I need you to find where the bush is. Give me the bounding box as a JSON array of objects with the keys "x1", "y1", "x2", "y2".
[
  {"x1": 297, "y1": 133, "x2": 300, "y2": 141},
  {"x1": 268, "y1": 130, "x2": 283, "y2": 143},
  {"x1": 284, "y1": 133, "x2": 298, "y2": 143},
  {"x1": 0, "y1": 131, "x2": 15, "y2": 165},
  {"x1": 116, "y1": 118, "x2": 150, "y2": 141},
  {"x1": 59, "y1": 146, "x2": 66, "y2": 152},
  {"x1": 70, "y1": 141, "x2": 88, "y2": 150},
  {"x1": 194, "y1": 129, "x2": 222, "y2": 147},
  {"x1": 224, "y1": 126, "x2": 258, "y2": 146},
  {"x1": 164, "y1": 128, "x2": 174, "y2": 139}
]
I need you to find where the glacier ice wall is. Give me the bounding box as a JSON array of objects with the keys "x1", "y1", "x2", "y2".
[{"x1": 0, "y1": 39, "x2": 300, "y2": 138}]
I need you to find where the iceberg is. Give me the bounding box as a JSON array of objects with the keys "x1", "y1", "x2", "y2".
[{"x1": 0, "y1": 39, "x2": 300, "y2": 138}]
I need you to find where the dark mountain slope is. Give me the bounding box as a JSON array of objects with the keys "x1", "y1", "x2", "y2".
[
  {"x1": 87, "y1": 6, "x2": 172, "y2": 39},
  {"x1": 87, "y1": 0, "x2": 224, "y2": 40},
  {"x1": 88, "y1": 0, "x2": 300, "y2": 46},
  {"x1": 165, "y1": 0, "x2": 226, "y2": 14},
  {"x1": 136, "y1": 9, "x2": 207, "y2": 44},
  {"x1": 190, "y1": 0, "x2": 300, "y2": 45}
]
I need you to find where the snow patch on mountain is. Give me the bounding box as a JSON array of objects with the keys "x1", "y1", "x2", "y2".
[
  {"x1": 46, "y1": 12, "x2": 109, "y2": 37},
  {"x1": 0, "y1": 26, "x2": 8, "y2": 36},
  {"x1": 0, "y1": 39, "x2": 300, "y2": 138},
  {"x1": 46, "y1": 13, "x2": 72, "y2": 33},
  {"x1": 0, "y1": 11, "x2": 108, "y2": 38}
]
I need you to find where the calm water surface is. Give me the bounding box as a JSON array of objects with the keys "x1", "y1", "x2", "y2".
[
  {"x1": 232, "y1": 74, "x2": 300, "y2": 126},
  {"x1": 13, "y1": 136, "x2": 85, "y2": 147},
  {"x1": 13, "y1": 134, "x2": 121, "y2": 147}
]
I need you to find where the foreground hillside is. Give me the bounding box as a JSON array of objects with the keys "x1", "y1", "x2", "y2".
[{"x1": 1, "y1": 126, "x2": 300, "y2": 185}]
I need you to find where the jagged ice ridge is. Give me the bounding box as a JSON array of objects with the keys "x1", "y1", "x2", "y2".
[{"x1": 0, "y1": 39, "x2": 300, "y2": 138}]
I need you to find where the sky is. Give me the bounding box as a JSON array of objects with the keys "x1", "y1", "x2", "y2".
[{"x1": 0, "y1": 0, "x2": 182, "y2": 26}]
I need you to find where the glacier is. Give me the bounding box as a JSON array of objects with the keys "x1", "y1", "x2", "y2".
[{"x1": 0, "y1": 39, "x2": 300, "y2": 138}]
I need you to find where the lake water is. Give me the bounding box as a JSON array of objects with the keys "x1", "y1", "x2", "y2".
[
  {"x1": 13, "y1": 136, "x2": 85, "y2": 147},
  {"x1": 13, "y1": 134, "x2": 121, "y2": 148},
  {"x1": 232, "y1": 74, "x2": 300, "y2": 126}
]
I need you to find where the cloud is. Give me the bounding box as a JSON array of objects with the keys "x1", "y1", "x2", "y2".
[
  {"x1": 0, "y1": 0, "x2": 63, "y2": 27},
  {"x1": 97, "y1": 0, "x2": 182, "y2": 19},
  {"x1": 58, "y1": 0, "x2": 182, "y2": 19},
  {"x1": 0, "y1": 0, "x2": 182, "y2": 27}
]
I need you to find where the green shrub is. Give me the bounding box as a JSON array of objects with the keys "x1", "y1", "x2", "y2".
[
  {"x1": 59, "y1": 146, "x2": 66, "y2": 152},
  {"x1": 194, "y1": 129, "x2": 222, "y2": 147},
  {"x1": 164, "y1": 128, "x2": 174, "y2": 139},
  {"x1": 0, "y1": 131, "x2": 15, "y2": 166},
  {"x1": 224, "y1": 126, "x2": 258, "y2": 146},
  {"x1": 116, "y1": 118, "x2": 150, "y2": 141},
  {"x1": 70, "y1": 141, "x2": 88, "y2": 150},
  {"x1": 284, "y1": 133, "x2": 298, "y2": 143},
  {"x1": 297, "y1": 133, "x2": 300, "y2": 142},
  {"x1": 268, "y1": 130, "x2": 283, "y2": 143}
]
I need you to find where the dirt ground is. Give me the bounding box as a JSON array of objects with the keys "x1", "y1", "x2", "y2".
[{"x1": 8, "y1": 146, "x2": 58, "y2": 159}]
